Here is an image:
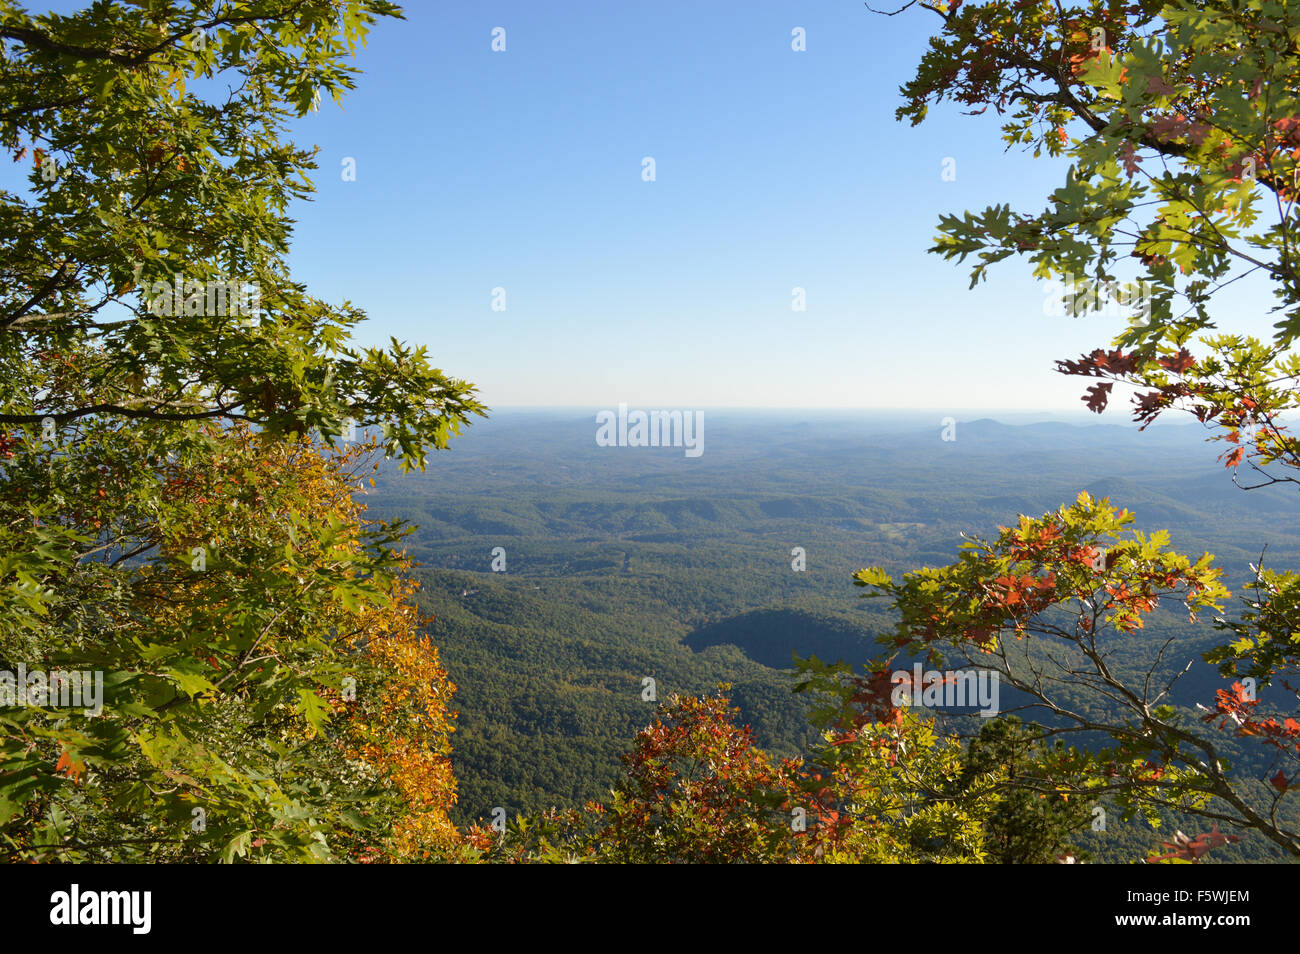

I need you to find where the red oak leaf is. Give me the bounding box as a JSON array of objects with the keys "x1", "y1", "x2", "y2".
[{"x1": 1083, "y1": 382, "x2": 1112, "y2": 413}]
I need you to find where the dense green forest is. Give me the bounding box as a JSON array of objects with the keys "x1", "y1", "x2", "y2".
[{"x1": 366, "y1": 411, "x2": 1300, "y2": 861}]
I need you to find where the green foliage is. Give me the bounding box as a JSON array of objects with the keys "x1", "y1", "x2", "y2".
[
  {"x1": 792, "y1": 655, "x2": 994, "y2": 863},
  {"x1": 0, "y1": 0, "x2": 484, "y2": 465},
  {"x1": 0, "y1": 426, "x2": 460, "y2": 861},
  {"x1": 955, "y1": 716, "x2": 1094, "y2": 863},
  {"x1": 900, "y1": 0, "x2": 1300, "y2": 481},
  {"x1": 886, "y1": 0, "x2": 1300, "y2": 861},
  {"x1": 907, "y1": 0, "x2": 1299, "y2": 341},
  {"x1": 0, "y1": 2, "x2": 480, "y2": 861}
]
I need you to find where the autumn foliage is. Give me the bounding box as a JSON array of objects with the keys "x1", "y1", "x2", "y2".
[{"x1": 0, "y1": 423, "x2": 466, "y2": 862}]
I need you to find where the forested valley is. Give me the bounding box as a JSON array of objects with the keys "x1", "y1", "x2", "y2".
[{"x1": 373, "y1": 411, "x2": 1300, "y2": 862}]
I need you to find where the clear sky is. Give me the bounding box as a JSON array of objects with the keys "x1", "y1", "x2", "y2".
[{"x1": 24, "y1": 1, "x2": 1284, "y2": 412}]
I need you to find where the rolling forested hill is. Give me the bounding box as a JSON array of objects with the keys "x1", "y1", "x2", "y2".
[{"x1": 364, "y1": 409, "x2": 1300, "y2": 861}]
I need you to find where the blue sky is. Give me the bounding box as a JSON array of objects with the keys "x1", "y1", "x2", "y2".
[
  {"x1": 289, "y1": 1, "x2": 1096, "y2": 412},
  {"x1": 23, "y1": 1, "x2": 1283, "y2": 413}
]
